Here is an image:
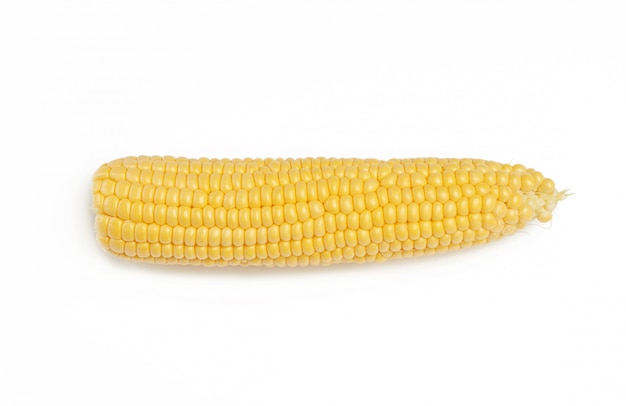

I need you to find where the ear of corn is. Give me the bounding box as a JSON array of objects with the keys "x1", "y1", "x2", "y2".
[{"x1": 92, "y1": 156, "x2": 564, "y2": 267}]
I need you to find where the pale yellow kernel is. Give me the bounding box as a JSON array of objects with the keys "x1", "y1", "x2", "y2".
[
  {"x1": 157, "y1": 224, "x2": 172, "y2": 244},
  {"x1": 182, "y1": 227, "x2": 195, "y2": 246},
  {"x1": 469, "y1": 169, "x2": 484, "y2": 185},
  {"x1": 370, "y1": 227, "x2": 383, "y2": 243},
  {"x1": 281, "y1": 204, "x2": 296, "y2": 225},
  {"x1": 342, "y1": 246, "x2": 355, "y2": 259},
  {"x1": 343, "y1": 212, "x2": 357, "y2": 230},
  {"x1": 305, "y1": 201, "x2": 321, "y2": 219},
  {"x1": 431, "y1": 202, "x2": 443, "y2": 221},
  {"x1": 519, "y1": 204, "x2": 535, "y2": 223},
  {"x1": 147, "y1": 223, "x2": 160, "y2": 244},
  {"x1": 327, "y1": 176, "x2": 340, "y2": 195},
  {"x1": 347, "y1": 178, "x2": 362, "y2": 195},
  {"x1": 468, "y1": 194, "x2": 482, "y2": 214},
  {"x1": 461, "y1": 183, "x2": 476, "y2": 197},
  {"x1": 382, "y1": 224, "x2": 395, "y2": 242},
  {"x1": 468, "y1": 213, "x2": 482, "y2": 230},
  {"x1": 457, "y1": 197, "x2": 470, "y2": 216},
  {"x1": 538, "y1": 178, "x2": 555, "y2": 194},
  {"x1": 215, "y1": 207, "x2": 228, "y2": 228},
  {"x1": 393, "y1": 224, "x2": 407, "y2": 241},
  {"x1": 432, "y1": 221, "x2": 445, "y2": 238},
  {"x1": 248, "y1": 208, "x2": 261, "y2": 228},
  {"x1": 448, "y1": 185, "x2": 462, "y2": 201},
  {"x1": 127, "y1": 183, "x2": 142, "y2": 202},
  {"x1": 379, "y1": 240, "x2": 391, "y2": 254},
  {"x1": 103, "y1": 195, "x2": 119, "y2": 217},
  {"x1": 463, "y1": 229, "x2": 476, "y2": 243},
  {"x1": 407, "y1": 222, "x2": 420, "y2": 240},
  {"x1": 402, "y1": 188, "x2": 413, "y2": 204},
  {"x1": 257, "y1": 227, "x2": 268, "y2": 244},
  {"x1": 129, "y1": 202, "x2": 143, "y2": 223},
  {"x1": 272, "y1": 206, "x2": 284, "y2": 225},
  {"x1": 323, "y1": 234, "x2": 336, "y2": 251},
  {"x1": 120, "y1": 221, "x2": 134, "y2": 242},
  {"x1": 476, "y1": 228, "x2": 490, "y2": 241},
  {"x1": 509, "y1": 172, "x2": 522, "y2": 190},
  {"x1": 359, "y1": 211, "x2": 373, "y2": 230},
  {"x1": 300, "y1": 238, "x2": 314, "y2": 256},
  {"x1": 221, "y1": 246, "x2": 234, "y2": 260},
  {"x1": 508, "y1": 192, "x2": 523, "y2": 210},
  {"x1": 456, "y1": 215, "x2": 469, "y2": 231},
  {"x1": 355, "y1": 229, "x2": 369, "y2": 246},
  {"x1": 410, "y1": 172, "x2": 427, "y2": 187},
  {"x1": 271, "y1": 186, "x2": 284, "y2": 206},
  {"x1": 483, "y1": 170, "x2": 496, "y2": 185},
  {"x1": 381, "y1": 173, "x2": 397, "y2": 187},
  {"x1": 266, "y1": 224, "x2": 280, "y2": 243},
  {"x1": 426, "y1": 237, "x2": 440, "y2": 249},
  {"x1": 481, "y1": 192, "x2": 497, "y2": 213},
  {"x1": 340, "y1": 195, "x2": 353, "y2": 214},
  {"x1": 352, "y1": 194, "x2": 366, "y2": 213},
  {"x1": 207, "y1": 246, "x2": 220, "y2": 260},
  {"x1": 493, "y1": 201, "x2": 507, "y2": 219},
  {"x1": 441, "y1": 218, "x2": 456, "y2": 235},
  {"x1": 140, "y1": 184, "x2": 155, "y2": 203},
  {"x1": 150, "y1": 243, "x2": 162, "y2": 258},
  {"x1": 100, "y1": 179, "x2": 116, "y2": 196},
  {"x1": 388, "y1": 186, "x2": 402, "y2": 205},
  {"x1": 376, "y1": 187, "x2": 390, "y2": 206},
  {"x1": 233, "y1": 228, "x2": 245, "y2": 246},
  {"x1": 178, "y1": 188, "x2": 192, "y2": 207},
  {"x1": 482, "y1": 213, "x2": 498, "y2": 231},
  {"x1": 475, "y1": 182, "x2": 491, "y2": 196},
  {"x1": 419, "y1": 201, "x2": 432, "y2": 221},
  {"x1": 281, "y1": 183, "x2": 295, "y2": 204},
  {"x1": 108, "y1": 239, "x2": 124, "y2": 254},
  {"x1": 261, "y1": 207, "x2": 273, "y2": 227},
  {"x1": 221, "y1": 190, "x2": 235, "y2": 209},
  {"x1": 117, "y1": 199, "x2": 131, "y2": 220},
  {"x1": 520, "y1": 173, "x2": 536, "y2": 192},
  {"x1": 165, "y1": 206, "x2": 179, "y2": 226},
  {"x1": 164, "y1": 172, "x2": 177, "y2": 188},
  {"x1": 291, "y1": 240, "x2": 303, "y2": 256},
  {"x1": 243, "y1": 245, "x2": 256, "y2": 260},
  {"x1": 179, "y1": 207, "x2": 191, "y2": 227},
  {"x1": 219, "y1": 228, "x2": 232, "y2": 246},
  {"x1": 345, "y1": 229, "x2": 358, "y2": 247},
  {"x1": 313, "y1": 217, "x2": 325, "y2": 237},
  {"x1": 363, "y1": 178, "x2": 379, "y2": 193},
  {"x1": 365, "y1": 192, "x2": 379, "y2": 210},
  {"x1": 407, "y1": 202, "x2": 419, "y2": 222},
  {"x1": 134, "y1": 222, "x2": 148, "y2": 243},
  {"x1": 297, "y1": 218, "x2": 313, "y2": 239},
  {"x1": 424, "y1": 185, "x2": 437, "y2": 202},
  {"x1": 193, "y1": 226, "x2": 208, "y2": 246},
  {"x1": 277, "y1": 223, "x2": 290, "y2": 242},
  {"x1": 504, "y1": 209, "x2": 519, "y2": 225},
  {"x1": 313, "y1": 237, "x2": 325, "y2": 253},
  {"x1": 123, "y1": 241, "x2": 137, "y2": 257},
  {"x1": 322, "y1": 195, "x2": 338, "y2": 214},
  {"x1": 382, "y1": 204, "x2": 396, "y2": 224},
  {"x1": 455, "y1": 169, "x2": 469, "y2": 185},
  {"x1": 149, "y1": 204, "x2": 164, "y2": 225},
  {"x1": 170, "y1": 225, "x2": 183, "y2": 245},
  {"x1": 143, "y1": 202, "x2": 155, "y2": 223},
  {"x1": 255, "y1": 185, "x2": 269, "y2": 207}
]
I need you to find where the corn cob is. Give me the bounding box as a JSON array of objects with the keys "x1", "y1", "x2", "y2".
[{"x1": 92, "y1": 156, "x2": 565, "y2": 267}]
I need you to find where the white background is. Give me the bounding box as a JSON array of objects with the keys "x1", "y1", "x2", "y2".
[{"x1": 1, "y1": 1, "x2": 624, "y2": 405}]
